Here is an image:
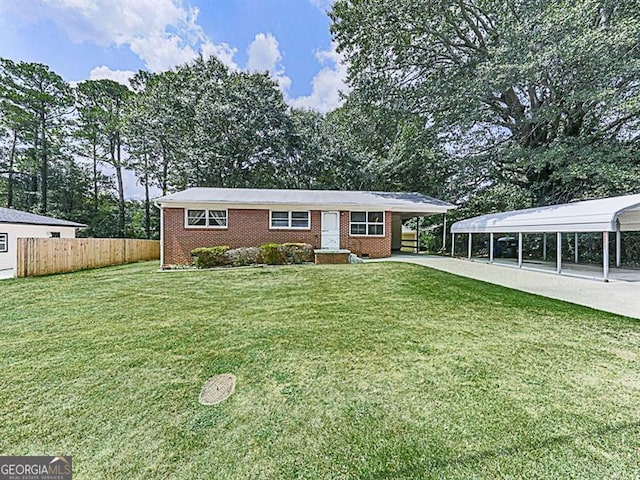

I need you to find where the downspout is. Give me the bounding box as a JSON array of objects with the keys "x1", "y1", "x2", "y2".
[{"x1": 153, "y1": 200, "x2": 164, "y2": 269}]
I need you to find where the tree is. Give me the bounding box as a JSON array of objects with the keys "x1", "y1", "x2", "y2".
[
  {"x1": 326, "y1": 91, "x2": 454, "y2": 196},
  {"x1": 96, "y1": 80, "x2": 130, "y2": 237},
  {"x1": 283, "y1": 108, "x2": 366, "y2": 189},
  {"x1": 128, "y1": 70, "x2": 184, "y2": 196},
  {"x1": 0, "y1": 99, "x2": 26, "y2": 208},
  {"x1": 330, "y1": 0, "x2": 640, "y2": 206},
  {"x1": 75, "y1": 80, "x2": 112, "y2": 215},
  {"x1": 0, "y1": 58, "x2": 73, "y2": 213},
  {"x1": 179, "y1": 57, "x2": 291, "y2": 188},
  {"x1": 125, "y1": 70, "x2": 192, "y2": 237}
]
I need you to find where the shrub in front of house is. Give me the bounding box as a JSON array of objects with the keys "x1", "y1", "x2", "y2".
[
  {"x1": 279, "y1": 243, "x2": 314, "y2": 264},
  {"x1": 259, "y1": 243, "x2": 286, "y2": 265},
  {"x1": 226, "y1": 247, "x2": 261, "y2": 267},
  {"x1": 190, "y1": 243, "x2": 314, "y2": 268},
  {"x1": 191, "y1": 246, "x2": 230, "y2": 268}
]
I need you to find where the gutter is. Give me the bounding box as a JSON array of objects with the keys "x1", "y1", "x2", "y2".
[{"x1": 153, "y1": 200, "x2": 164, "y2": 268}]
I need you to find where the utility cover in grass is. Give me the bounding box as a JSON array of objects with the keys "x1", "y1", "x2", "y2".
[{"x1": 199, "y1": 374, "x2": 236, "y2": 405}]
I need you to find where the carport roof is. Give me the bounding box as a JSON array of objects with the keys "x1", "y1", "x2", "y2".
[{"x1": 451, "y1": 193, "x2": 640, "y2": 234}]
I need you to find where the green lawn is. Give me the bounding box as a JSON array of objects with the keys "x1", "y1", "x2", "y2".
[{"x1": 1, "y1": 262, "x2": 638, "y2": 479}]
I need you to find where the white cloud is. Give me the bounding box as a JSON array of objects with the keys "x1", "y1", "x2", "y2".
[
  {"x1": 246, "y1": 33, "x2": 291, "y2": 92},
  {"x1": 309, "y1": 0, "x2": 335, "y2": 13},
  {"x1": 88, "y1": 66, "x2": 135, "y2": 86},
  {"x1": 129, "y1": 33, "x2": 199, "y2": 72},
  {"x1": 290, "y1": 43, "x2": 350, "y2": 113},
  {"x1": 26, "y1": 1, "x2": 348, "y2": 113},
  {"x1": 201, "y1": 41, "x2": 238, "y2": 70},
  {"x1": 36, "y1": 0, "x2": 237, "y2": 72},
  {"x1": 41, "y1": 0, "x2": 187, "y2": 47},
  {"x1": 247, "y1": 33, "x2": 281, "y2": 71}
]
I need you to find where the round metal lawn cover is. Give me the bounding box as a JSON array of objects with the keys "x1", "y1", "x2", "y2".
[{"x1": 199, "y1": 374, "x2": 236, "y2": 405}]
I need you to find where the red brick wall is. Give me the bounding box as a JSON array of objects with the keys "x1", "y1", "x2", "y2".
[
  {"x1": 162, "y1": 208, "x2": 392, "y2": 266},
  {"x1": 163, "y1": 208, "x2": 322, "y2": 266},
  {"x1": 339, "y1": 210, "x2": 392, "y2": 259},
  {"x1": 314, "y1": 252, "x2": 350, "y2": 264}
]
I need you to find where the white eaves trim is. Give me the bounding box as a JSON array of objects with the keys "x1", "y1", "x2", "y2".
[
  {"x1": 155, "y1": 201, "x2": 452, "y2": 215},
  {"x1": 153, "y1": 188, "x2": 456, "y2": 215}
]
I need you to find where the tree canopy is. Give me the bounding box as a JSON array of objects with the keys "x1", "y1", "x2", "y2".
[
  {"x1": 1, "y1": 3, "x2": 638, "y2": 240},
  {"x1": 331, "y1": 0, "x2": 640, "y2": 207}
]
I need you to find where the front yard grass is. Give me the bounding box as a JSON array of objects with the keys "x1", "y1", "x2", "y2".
[{"x1": 1, "y1": 261, "x2": 638, "y2": 479}]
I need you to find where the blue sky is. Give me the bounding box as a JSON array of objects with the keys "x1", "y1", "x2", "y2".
[{"x1": 0, "y1": 0, "x2": 346, "y2": 112}]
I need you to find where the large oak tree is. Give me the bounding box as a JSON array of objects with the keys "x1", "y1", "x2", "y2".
[{"x1": 331, "y1": 0, "x2": 640, "y2": 206}]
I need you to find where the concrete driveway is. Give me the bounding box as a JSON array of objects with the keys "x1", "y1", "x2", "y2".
[{"x1": 372, "y1": 255, "x2": 640, "y2": 320}]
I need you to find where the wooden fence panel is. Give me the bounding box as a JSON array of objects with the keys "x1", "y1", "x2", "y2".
[{"x1": 16, "y1": 238, "x2": 160, "y2": 278}]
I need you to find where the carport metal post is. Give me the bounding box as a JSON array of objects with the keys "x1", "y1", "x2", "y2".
[
  {"x1": 442, "y1": 213, "x2": 447, "y2": 253},
  {"x1": 616, "y1": 221, "x2": 621, "y2": 267},
  {"x1": 489, "y1": 233, "x2": 494, "y2": 263},
  {"x1": 556, "y1": 232, "x2": 562, "y2": 274},
  {"x1": 451, "y1": 233, "x2": 455, "y2": 257},
  {"x1": 468, "y1": 233, "x2": 472, "y2": 259},
  {"x1": 543, "y1": 233, "x2": 547, "y2": 261},
  {"x1": 518, "y1": 232, "x2": 523, "y2": 268},
  {"x1": 603, "y1": 231, "x2": 610, "y2": 282},
  {"x1": 574, "y1": 233, "x2": 579, "y2": 263}
]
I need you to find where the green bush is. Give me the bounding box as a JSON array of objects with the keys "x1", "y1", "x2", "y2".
[
  {"x1": 191, "y1": 246, "x2": 230, "y2": 268},
  {"x1": 279, "y1": 243, "x2": 314, "y2": 264},
  {"x1": 191, "y1": 243, "x2": 314, "y2": 268},
  {"x1": 226, "y1": 247, "x2": 261, "y2": 266},
  {"x1": 259, "y1": 243, "x2": 285, "y2": 265}
]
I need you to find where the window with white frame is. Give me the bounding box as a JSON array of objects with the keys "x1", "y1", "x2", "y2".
[
  {"x1": 0, "y1": 233, "x2": 7, "y2": 253},
  {"x1": 185, "y1": 209, "x2": 227, "y2": 228},
  {"x1": 270, "y1": 211, "x2": 310, "y2": 229},
  {"x1": 350, "y1": 211, "x2": 384, "y2": 236}
]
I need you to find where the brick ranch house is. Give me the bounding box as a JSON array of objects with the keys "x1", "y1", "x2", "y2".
[{"x1": 154, "y1": 188, "x2": 456, "y2": 267}]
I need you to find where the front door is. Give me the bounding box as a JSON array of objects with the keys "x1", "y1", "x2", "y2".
[{"x1": 321, "y1": 211, "x2": 340, "y2": 250}]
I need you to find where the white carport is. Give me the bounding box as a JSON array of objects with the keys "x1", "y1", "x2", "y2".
[{"x1": 450, "y1": 194, "x2": 640, "y2": 281}]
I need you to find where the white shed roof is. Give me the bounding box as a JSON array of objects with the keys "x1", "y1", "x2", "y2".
[
  {"x1": 0, "y1": 207, "x2": 86, "y2": 228},
  {"x1": 155, "y1": 188, "x2": 456, "y2": 215},
  {"x1": 451, "y1": 194, "x2": 640, "y2": 234}
]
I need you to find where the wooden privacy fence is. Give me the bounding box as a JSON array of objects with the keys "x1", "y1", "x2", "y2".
[{"x1": 16, "y1": 238, "x2": 160, "y2": 278}]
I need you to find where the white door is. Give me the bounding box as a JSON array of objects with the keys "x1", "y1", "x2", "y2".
[{"x1": 321, "y1": 211, "x2": 340, "y2": 250}]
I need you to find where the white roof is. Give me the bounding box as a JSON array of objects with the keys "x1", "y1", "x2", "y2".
[
  {"x1": 155, "y1": 188, "x2": 456, "y2": 215},
  {"x1": 0, "y1": 207, "x2": 85, "y2": 228},
  {"x1": 451, "y1": 194, "x2": 640, "y2": 234}
]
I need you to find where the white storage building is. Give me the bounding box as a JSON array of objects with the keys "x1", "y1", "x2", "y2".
[{"x1": 0, "y1": 208, "x2": 85, "y2": 279}]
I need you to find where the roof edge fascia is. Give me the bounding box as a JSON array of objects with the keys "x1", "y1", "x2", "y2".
[{"x1": 154, "y1": 200, "x2": 455, "y2": 213}]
